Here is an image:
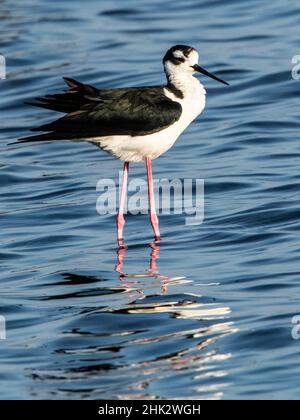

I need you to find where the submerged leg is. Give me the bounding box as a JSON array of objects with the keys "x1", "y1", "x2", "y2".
[
  {"x1": 117, "y1": 162, "x2": 129, "y2": 245},
  {"x1": 145, "y1": 157, "x2": 160, "y2": 240}
]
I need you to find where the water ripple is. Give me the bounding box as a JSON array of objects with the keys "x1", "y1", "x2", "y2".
[{"x1": 1, "y1": 0, "x2": 300, "y2": 400}]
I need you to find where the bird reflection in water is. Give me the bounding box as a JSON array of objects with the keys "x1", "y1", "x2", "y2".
[
  {"x1": 33, "y1": 242, "x2": 237, "y2": 400},
  {"x1": 115, "y1": 240, "x2": 173, "y2": 295}
]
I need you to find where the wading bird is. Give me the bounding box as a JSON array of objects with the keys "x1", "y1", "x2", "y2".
[{"x1": 18, "y1": 45, "x2": 228, "y2": 245}]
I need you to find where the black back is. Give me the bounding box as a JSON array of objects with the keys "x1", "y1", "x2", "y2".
[{"x1": 18, "y1": 78, "x2": 182, "y2": 142}]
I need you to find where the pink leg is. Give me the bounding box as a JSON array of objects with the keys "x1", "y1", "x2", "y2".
[
  {"x1": 145, "y1": 157, "x2": 161, "y2": 240},
  {"x1": 117, "y1": 162, "x2": 129, "y2": 245}
]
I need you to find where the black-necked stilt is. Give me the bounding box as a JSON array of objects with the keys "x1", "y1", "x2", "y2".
[{"x1": 18, "y1": 45, "x2": 229, "y2": 245}]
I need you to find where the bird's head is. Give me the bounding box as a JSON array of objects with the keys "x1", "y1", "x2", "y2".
[{"x1": 163, "y1": 45, "x2": 229, "y2": 85}]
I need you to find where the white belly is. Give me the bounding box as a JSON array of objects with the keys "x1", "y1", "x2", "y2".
[{"x1": 89, "y1": 81, "x2": 206, "y2": 163}]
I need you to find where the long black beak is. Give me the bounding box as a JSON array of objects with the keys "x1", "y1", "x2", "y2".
[{"x1": 193, "y1": 64, "x2": 229, "y2": 85}]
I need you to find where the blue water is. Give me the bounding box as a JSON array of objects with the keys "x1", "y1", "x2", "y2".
[{"x1": 1, "y1": 0, "x2": 300, "y2": 400}]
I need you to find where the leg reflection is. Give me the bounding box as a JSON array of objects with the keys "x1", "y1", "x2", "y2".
[
  {"x1": 115, "y1": 241, "x2": 170, "y2": 292},
  {"x1": 115, "y1": 242, "x2": 128, "y2": 279}
]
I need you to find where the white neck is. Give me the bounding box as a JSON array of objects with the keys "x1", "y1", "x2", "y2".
[{"x1": 165, "y1": 68, "x2": 205, "y2": 98}]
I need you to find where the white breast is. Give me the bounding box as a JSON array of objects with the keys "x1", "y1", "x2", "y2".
[{"x1": 90, "y1": 78, "x2": 206, "y2": 163}]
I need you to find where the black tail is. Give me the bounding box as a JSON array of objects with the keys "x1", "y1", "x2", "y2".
[
  {"x1": 16, "y1": 77, "x2": 99, "y2": 143},
  {"x1": 24, "y1": 77, "x2": 97, "y2": 113},
  {"x1": 17, "y1": 132, "x2": 81, "y2": 143}
]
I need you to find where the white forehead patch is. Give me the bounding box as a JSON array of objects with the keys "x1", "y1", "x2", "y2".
[{"x1": 173, "y1": 50, "x2": 185, "y2": 59}]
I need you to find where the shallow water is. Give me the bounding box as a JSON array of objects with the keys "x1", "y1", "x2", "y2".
[{"x1": 1, "y1": 0, "x2": 300, "y2": 400}]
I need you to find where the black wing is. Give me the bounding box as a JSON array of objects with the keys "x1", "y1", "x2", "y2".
[{"x1": 18, "y1": 78, "x2": 182, "y2": 142}]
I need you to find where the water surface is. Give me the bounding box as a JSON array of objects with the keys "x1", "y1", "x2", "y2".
[{"x1": 1, "y1": 0, "x2": 300, "y2": 399}]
